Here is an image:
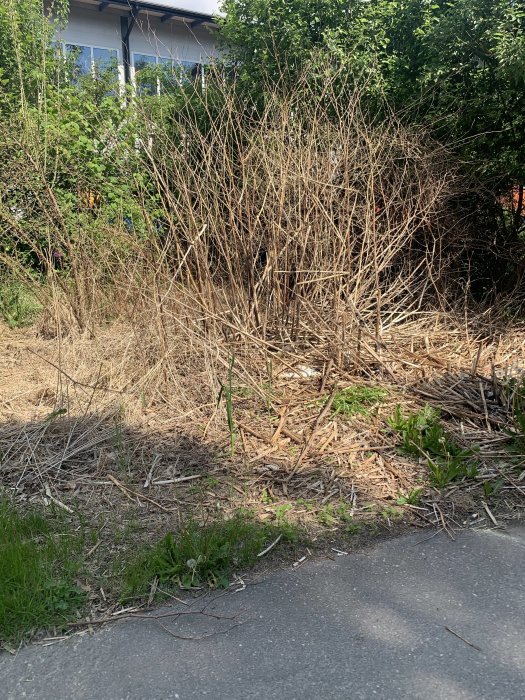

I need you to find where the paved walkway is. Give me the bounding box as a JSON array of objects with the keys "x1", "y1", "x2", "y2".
[{"x1": 1, "y1": 526, "x2": 524, "y2": 700}]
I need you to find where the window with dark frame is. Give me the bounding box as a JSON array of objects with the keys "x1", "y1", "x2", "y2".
[
  {"x1": 64, "y1": 44, "x2": 119, "y2": 83},
  {"x1": 133, "y1": 52, "x2": 203, "y2": 95}
]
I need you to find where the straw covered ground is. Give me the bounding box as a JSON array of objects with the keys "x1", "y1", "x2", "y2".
[{"x1": 2, "y1": 310, "x2": 524, "y2": 548}]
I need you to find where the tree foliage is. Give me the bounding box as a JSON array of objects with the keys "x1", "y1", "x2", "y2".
[
  {"x1": 418, "y1": 0, "x2": 525, "y2": 186},
  {"x1": 0, "y1": 0, "x2": 68, "y2": 110},
  {"x1": 219, "y1": 0, "x2": 525, "y2": 188}
]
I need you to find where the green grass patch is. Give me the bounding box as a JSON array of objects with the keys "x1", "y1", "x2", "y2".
[
  {"x1": 381, "y1": 506, "x2": 404, "y2": 521},
  {"x1": 483, "y1": 479, "x2": 504, "y2": 499},
  {"x1": 273, "y1": 503, "x2": 292, "y2": 523},
  {"x1": 123, "y1": 513, "x2": 298, "y2": 595},
  {"x1": 316, "y1": 502, "x2": 354, "y2": 526},
  {"x1": 396, "y1": 488, "x2": 424, "y2": 506},
  {"x1": 388, "y1": 405, "x2": 478, "y2": 487},
  {"x1": 0, "y1": 499, "x2": 85, "y2": 647},
  {"x1": 331, "y1": 385, "x2": 387, "y2": 418},
  {"x1": 0, "y1": 281, "x2": 41, "y2": 328}
]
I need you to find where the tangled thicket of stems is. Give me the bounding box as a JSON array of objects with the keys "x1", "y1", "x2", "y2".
[
  {"x1": 1, "y1": 71, "x2": 471, "y2": 388},
  {"x1": 145, "y1": 78, "x2": 464, "y2": 339}
]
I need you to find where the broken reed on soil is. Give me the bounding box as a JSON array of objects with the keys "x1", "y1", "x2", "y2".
[{"x1": 1, "y1": 74, "x2": 524, "y2": 554}]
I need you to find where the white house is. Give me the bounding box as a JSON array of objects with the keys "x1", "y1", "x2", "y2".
[{"x1": 56, "y1": 0, "x2": 221, "y2": 91}]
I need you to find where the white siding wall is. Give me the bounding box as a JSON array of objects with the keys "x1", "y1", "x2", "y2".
[
  {"x1": 57, "y1": 3, "x2": 219, "y2": 87},
  {"x1": 58, "y1": 6, "x2": 122, "y2": 53},
  {"x1": 130, "y1": 15, "x2": 218, "y2": 67}
]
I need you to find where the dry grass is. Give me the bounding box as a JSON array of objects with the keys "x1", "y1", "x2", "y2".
[
  {"x1": 1, "y1": 77, "x2": 524, "y2": 559},
  {"x1": 1, "y1": 311, "x2": 524, "y2": 535}
]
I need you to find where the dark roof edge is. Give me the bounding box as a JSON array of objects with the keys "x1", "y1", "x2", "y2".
[{"x1": 95, "y1": 0, "x2": 216, "y2": 25}]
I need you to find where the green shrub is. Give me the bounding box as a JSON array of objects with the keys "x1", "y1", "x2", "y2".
[{"x1": 0, "y1": 280, "x2": 41, "y2": 327}]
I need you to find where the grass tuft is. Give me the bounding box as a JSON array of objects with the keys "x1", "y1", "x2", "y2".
[
  {"x1": 316, "y1": 502, "x2": 354, "y2": 526},
  {"x1": 123, "y1": 513, "x2": 298, "y2": 595},
  {"x1": 331, "y1": 385, "x2": 388, "y2": 418},
  {"x1": 0, "y1": 499, "x2": 85, "y2": 647},
  {"x1": 501, "y1": 376, "x2": 525, "y2": 455},
  {"x1": 396, "y1": 488, "x2": 424, "y2": 506}
]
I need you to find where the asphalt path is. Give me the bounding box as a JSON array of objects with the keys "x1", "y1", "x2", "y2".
[{"x1": 1, "y1": 526, "x2": 524, "y2": 699}]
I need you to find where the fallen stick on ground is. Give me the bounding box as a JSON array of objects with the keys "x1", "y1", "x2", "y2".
[
  {"x1": 107, "y1": 474, "x2": 175, "y2": 513},
  {"x1": 68, "y1": 609, "x2": 238, "y2": 628},
  {"x1": 481, "y1": 500, "x2": 499, "y2": 527},
  {"x1": 257, "y1": 533, "x2": 282, "y2": 558},
  {"x1": 445, "y1": 626, "x2": 481, "y2": 651}
]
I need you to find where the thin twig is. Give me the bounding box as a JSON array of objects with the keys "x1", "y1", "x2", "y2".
[
  {"x1": 257, "y1": 533, "x2": 282, "y2": 557},
  {"x1": 107, "y1": 474, "x2": 176, "y2": 513},
  {"x1": 445, "y1": 626, "x2": 481, "y2": 651},
  {"x1": 68, "y1": 609, "x2": 237, "y2": 628}
]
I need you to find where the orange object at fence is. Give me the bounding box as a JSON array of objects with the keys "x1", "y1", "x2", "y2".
[
  {"x1": 499, "y1": 185, "x2": 524, "y2": 215},
  {"x1": 80, "y1": 189, "x2": 101, "y2": 209}
]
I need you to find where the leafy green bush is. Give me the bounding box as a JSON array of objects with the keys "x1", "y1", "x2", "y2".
[
  {"x1": 220, "y1": 0, "x2": 525, "y2": 185},
  {"x1": 220, "y1": 0, "x2": 525, "y2": 291}
]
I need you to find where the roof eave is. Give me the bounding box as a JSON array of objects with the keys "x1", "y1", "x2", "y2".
[{"x1": 78, "y1": 0, "x2": 217, "y2": 28}]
